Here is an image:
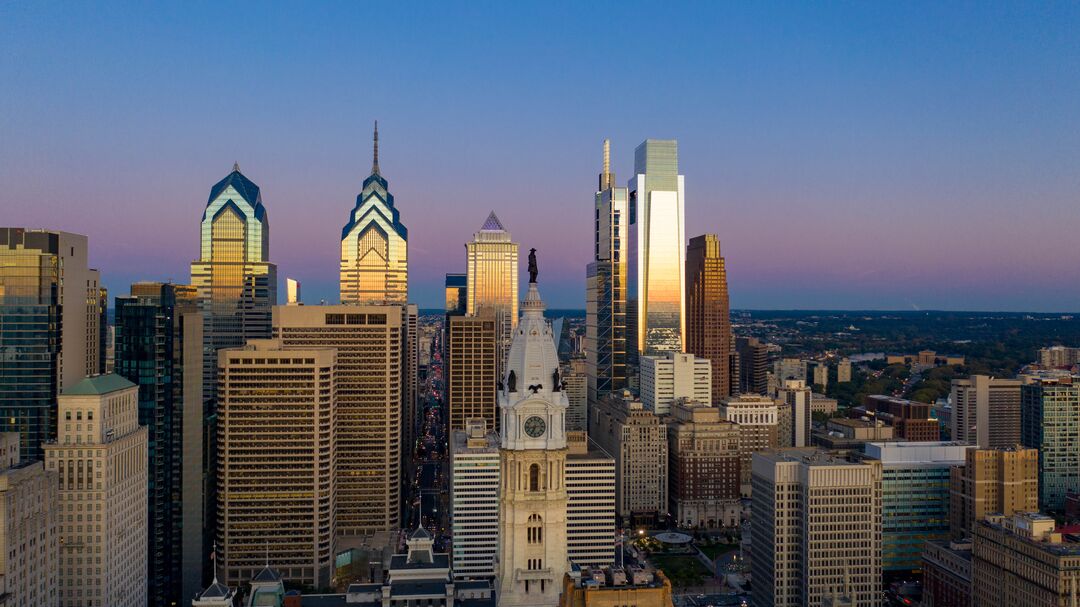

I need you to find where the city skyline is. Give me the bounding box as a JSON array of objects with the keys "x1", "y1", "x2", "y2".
[{"x1": 4, "y1": 3, "x2": 1080, "y2": 311}]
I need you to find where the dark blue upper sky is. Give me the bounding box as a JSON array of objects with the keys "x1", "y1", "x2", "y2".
[{"x1": 3, "y1": 2, "x2": 1079, "y2": 310}]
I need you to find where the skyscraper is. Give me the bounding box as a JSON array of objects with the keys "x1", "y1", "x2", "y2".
[
  {"x1": 777, "y1": 379, "x2": 812, "y2": 447},
  {"x1": 719, "y1": 394, "x2": 780, "y2": 496},
  {"x1": 666, "y1": 401, "x2": 742, "y2": 528},
  {"x1": 735, "y1": 336, "x2": 768, "y2": 395},
  {"x1": 949, "y1": 446, "x2": 1038, "y2": 539},
  {"x1": 450, "y1": 420, "x2": 501, "y2": 581},
  {"x1": 340, "y1": 122, "x2": 409, "y2": 305},
  {"x1": 448, "y1": 308, "x2": 499, "y2": 432},
  {"x1": 466, "y1": 211, "x2": 518, "y2": 372},
  {"x1": 1021, "y1": 377, "x2": 1080, "y2": 510},
  {"x1": 685, "y1": 234, "x2": 733, "y2": 400},
  {"x1": 628, "y1": 139, "x2": 685, "y2": 357},
  {"x1": 586, "y1": 139, "x2": 630, "y2": 413},
  {"x1": 0, "y1": 228, "x2": 103, "y2": 460},
  {"x1": 591, "y1": 393, "x2": 668, "y2": 524},
  {"x1": 445, "y1": 273, "x2": 467, "y2": 314},
  {"x1": 950, "y1": 375, "x2": 1022, "y2": 448}
]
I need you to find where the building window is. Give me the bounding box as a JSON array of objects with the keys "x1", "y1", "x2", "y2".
[
  {"x1": 527, "y1": 514, "x2": 543, "y2": 544},
  {"x1": 529, "y1": 464, "x2": 540, "y2": 492}
]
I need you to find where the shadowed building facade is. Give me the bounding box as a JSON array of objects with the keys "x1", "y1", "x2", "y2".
[{"x1": 685, "y1": 234, "x2": 734, "y2": 400}]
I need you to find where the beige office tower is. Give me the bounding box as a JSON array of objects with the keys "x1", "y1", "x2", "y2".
[
  {"x1": 448, "y1": 308, "x2": 499, "y2": 432},
  {"x1": 591, "y1": 392, "x2": 668, "y2": 523},
  {"x1": 971, "y1": 512, "x2": 1080, "y2": 607},
  {"x1": 216, "y1": 341, "x2": 336, "y2": 587},
  {"x1": 563, "y1": 358, "x2": 588, "y2": 432},
  {"x1": 0, "y1": 432, "x2": 58, "y2": 607},
  {"x1": 950, "y1": 375, "x2": 1022, "y2": 448},
  {"x1": 719, "y1": 394, "x2": 780, "y2": 496},
  {"x1": 564, "y1": 430, "x2": 616, "y2": 568},
  {"x1": 667, "y1": 401, "x2": 742, "y2": 528},
  {"x1": 44, "y1": 375, "x2": 148, "y2": 607},
  {"x1": 949, "y1": 446, "x2": 1038, "y2": 540},
  {"x1": 751, "y1": 449, "x2": 882, "y2": 607},
  {"x1": 466, "y1": 212, "x2": 519, "y2": 373},
  {"x1": 274, "y1": 305, "x2": 403, "y2": 534},
  {"x1": 777, "y1": 379, "x2": 812, "y2": 447}
]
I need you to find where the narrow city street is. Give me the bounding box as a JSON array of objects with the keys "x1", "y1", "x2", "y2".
[{"x1": 406, "y1": 323, "x2": 449, "y2": 552}]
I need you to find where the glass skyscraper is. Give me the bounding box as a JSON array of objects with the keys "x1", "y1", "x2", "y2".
[
  {"x1": 628, "y1": 139, "x2": 685, "y2": 357},
  {"x1": 685, "y1": 234, "x2": 734, "y2": 400},
  {"x1": 340, "y1": 122, "x2": 408, "y2": 305},
  {"x1": 1021, "y1": 377, "x2": 1080, "y2": 510},
  {"x1": 586, "y1": 139, "x2": 629, "y2": 413},
  {"x1": 465, "y1": 211, "x2": 518, "y2": 371}
]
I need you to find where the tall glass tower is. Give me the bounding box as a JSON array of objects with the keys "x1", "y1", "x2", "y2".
[
  {"x1": 465, "y1": 212, "x2": 518, "y2": 372},
  {"x1": 586, "y1": 139, "x2": 629, "y2": 415},
  {"x1": 628, "y1": 139, "x2": 685, "y2": 357},
  {"x1": 340, "y1": 122, "x2": 408, "y2": 305}
]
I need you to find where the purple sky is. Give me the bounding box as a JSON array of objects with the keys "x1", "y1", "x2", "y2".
[{"x1": 2, "y1": 3, "x2": 1079, "y2": 311}]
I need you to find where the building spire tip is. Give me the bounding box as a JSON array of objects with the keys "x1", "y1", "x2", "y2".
[
  {"x1": 233, "y1": 161, "x2": 240, "y2": 173},
  {"x1": 372, "y1": 120, "x2": 380, "y2": 176}
]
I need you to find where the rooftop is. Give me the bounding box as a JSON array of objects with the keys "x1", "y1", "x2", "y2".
[{"x1": 62, "y1": 374, "x2": 135, "y2": 396}]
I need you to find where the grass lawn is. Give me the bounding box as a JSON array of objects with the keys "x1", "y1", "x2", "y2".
[
  {"x1": 698, "y1": 543, "x2": 739, "y2": 560},
  {"x1": 650, "y1": 555, "x2": 712, "y2": 587}
]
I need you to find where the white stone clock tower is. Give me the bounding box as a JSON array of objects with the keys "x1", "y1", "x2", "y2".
[{"x1": 495, "y1": 275, "x2": 569, "y2": 607}]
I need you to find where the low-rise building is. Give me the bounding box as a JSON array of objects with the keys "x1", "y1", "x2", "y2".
[
  {"x1": 558, "y1": 569, "x2": 673, "y2": 607},
  {"x1": 811, "y1": 393, "x2": 838, "y2": 416},
  {"x1": 813, "y1": 418, "x2": 894, "y2": 450},
  {"x1": 862, "y1": 395, "x2": 940, "y2": 441},
  {"x1": 921, "y1": 539, "x2": 972, "y2": 607},
  {"x1": 972, "y1": 512, "x2": 1080, "y2": 607}
]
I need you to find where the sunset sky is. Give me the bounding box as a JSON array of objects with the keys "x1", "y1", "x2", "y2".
[{"x1": 3, "y1": 2, "x2": 1079, "y2": 311}]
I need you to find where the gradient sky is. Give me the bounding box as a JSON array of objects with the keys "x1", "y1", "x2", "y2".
[{"x1": 3, "y1": 2, "x2": 1079, "y2": 311}]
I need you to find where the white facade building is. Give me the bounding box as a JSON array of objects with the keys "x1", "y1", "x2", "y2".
[
  {"x1": 564, "y1": 431, "x2": 615, "y2": 568},
  {"x1": 640, "y1": 352, "x2": 711, "y2": 416},
  {"x1": 451, "y1": 420, "x2": 501, "y2": 581},
  {"x1": 777, "y1": 379, "x2": 812, "y2": 447}
]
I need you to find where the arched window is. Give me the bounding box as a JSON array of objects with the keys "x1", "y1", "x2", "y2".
[
  {"x1": 527, "y1": 514, "x2": 543, "y2": 544},
  {"x1": 529, "y1": 463, "x2": 540, "y2": 492}
]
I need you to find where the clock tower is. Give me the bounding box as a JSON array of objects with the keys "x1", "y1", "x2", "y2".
[{"x1": 496, "y1": 272, "x2": 569, "y2": 607}]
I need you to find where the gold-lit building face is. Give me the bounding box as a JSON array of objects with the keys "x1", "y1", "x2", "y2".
[{"x1": 465, "y1": 212, "x2": 518, "y2": 367}]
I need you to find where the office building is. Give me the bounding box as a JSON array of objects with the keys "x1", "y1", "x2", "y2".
[
  {"x1": 719, "y1": 394, "x2": 779, "y2": 496},
  {"x1": 863, "y1": 441, "x2": 973, "y2": 572},
  {"x1": 564, "y1": 430, "x2": 616, "y2": 569},
  {"x1": 448, "y1": 309, "x2": 499, "y2": 432},
  {"x1": 340, "y1": 122, "x2": 408, "y2": 305},
  {"x1": 949, "y1": 446, "x2": 1039, "y2": 540},
  {"x1": 44, "y1": 374, "x2": 148, "y2": 607},
  {"x1": 971, "y1": 512, "x2": 1080, "y2": 607},
  {"x1": 466, "y1": 211, "x2": 518, "y2": 375},
  {"x1": 559, "y1": 570, "x2": 674, "y2": 607},
  {"x1": 563, "y1": 357, "x2": 588, "y2": 433},
  {"x1": 1021, "y1": 377, "x2": 1080, "y2": 510},
  {"x1": 640, "y1": 352, "x2": 711, "y2": 416},
  {"x1": 445, "y1": 273, "x2": 467, "y2": 314},
  {"x1": 862, "y1": 395, "x2": 940, "y2": 441},
  {"x1": 777, "y1": 379, "x2": 812, "y2": 447},
  {"x1": 666, "y1": 401, "x2": 741, "y2": 528},
  {"x1": 591, "y1": 393, "x2": 668, "y2": 524},
  {"x1": 274, "y1": 304, "x2": 404, "y2": 534},
  {"x1": 586, "y1": 139, "x2": 630, "y2": 413},
  {"x1": 216, "y1": 341, "x2": 336, "y2": 588},
  {"x1": 495, "y1": 279, "x2": 569, "y2": 607},
  {"x1": 685, "y1": 234, "x2": 733, "y2": 401},
  {"x1": 628, "y1": 139, "x2": 685, "y2": 357},
  {"x1": 773, "y1": 358, "x2": 806, "y2": 384},
  {"x1": 951, "y1": 375, "x2": 1022, "y2": 448},
  {"x1": 921, "y1": 539, "x2": 973, "y2": 607},
  {"x1": 837, "y1": 358, "x2": 852, "y2": 383},
  {"x1": 1038, "y1": 346, "x2": 1080, "y2": 368},
  {"x1": 450, "y1": 420, "x2": 500, "y2": 581},
  {"x1": 286, "y1": 277, "x2": 301, "y2": 304},
  {"x1": 735, "y1": 337, "x2": 768, "y2": 395},
  {"x1": 0, "y1": 432, "x2": 58, "y2": 607},
  {"x1": 750, "y1": 449, "x2": 882, "y2": 607},
  {"x1": 813, "y1": 418, "x2": 894, "y2": 450},
  {"x1": 113, "y1": 281, "x2": 204, "y2": 606},
  {"x1": 0, "y1": 228, "x2": 104, "y2": 459}
]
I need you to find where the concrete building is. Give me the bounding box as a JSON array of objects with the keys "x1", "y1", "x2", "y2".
[
  {"x1": 811, "y1": 361, "x2": 828, "y2": 391},
  {"x1": 1021, "y1": 377, "x2": 1080, "y2": 510},
  {"x1": 685, "y1": 234, "x2": 733, "y2": 400},
  {"x1": 773, "y1": 358, "x2": 807, "y2": 384},
  {"x1": 810, "y1": 393, "x2": 838, "y2": 416},
  {"x1": 862, "y1": 395, "x2": 940, "y2": 441},
  {"x1": 949, "y1": 446, "x2": 1039, "y2": 540},
  {"x1": 951, "y1": 375, "x2": 1022, "y2": 448},
  {"x1": 719, "y1": 394, "x2": 779, "y2": 496},
  {"x1": 563, "y1": 358, "x2": 588, "y2": 433},
  {"x1": 837, "y1": 358, "x2": 852, "y2": 384},
  {"x1": 863, "y1": 442, "x2": 973, "y2": 572},
  {"x1": 640, "y1": 352, "x2": 711, "y2": 416},
  {"x1": 216, "y1": 340, "x2": 336, "y2": 588},
  {"x1": 564, "y1": 431, "x2": 616, "y2": 569},
  {"x1": 448, "y1": 309, "x2": 499, "y2": 432},
  {"x1": 750, "y1": 449, "x2": 882, "y2": 607},
  {"x1": 666, "y1": 401, "x2": 741, "y2": 528},
  {"x1": 450, "y1": 420, "x2": 501, "y2": 581},
  {"x1": 44, "y1": 375, "x2": 148, "y2": 607},
  {"x1": 777, "y1": 380, "x2": 812, "y2": 447},
  {"x1": 813, "y1": 418, "x2": 894, "y2": 450},
  {"x1": 559, "y1": 569, "x2": 673, "y2": 607},
  {"x1": 776, "y1": 401, "x2": 793, "y2": 449},
  {"x1": 1038, "y1": 346, "x2": 1080, "y2": 368},
  {"x1": 591, "y1": 392, "x2": 668, "y2": 524},
  {"x1": 971, "y1": 512, "x2": 1080, "y2": 607},
  {"x1": 0, "y1": 432, "x2": 58, "y2": 607},
  {"x1": 274, "y1": 304, "x2": 404, "y2": 534},
  {"x1": 921, "y1": 539, "x2": 972, "y2": 607},
  {"x1": 735, "y1": 337, "x2": 768, "y2": 395}
]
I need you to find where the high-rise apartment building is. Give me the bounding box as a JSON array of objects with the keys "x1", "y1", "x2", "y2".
[
  {"x1": 564, "y1": 431, "x2": 616, "y2": 569},
  {"x1": 837, "y1": 358, "x2": 852, "y2": 383},
  {"x1": 971, "y1": 512, "x2": 1080, "y2": 607},
  {"x1": 466, "y1": 212, "x2": 518, "y2": 374},
  {"x1": 216, "y1": 341, "x2": 336, "y2": 588},
  {"x1": 666, "y1": 401, "x2": 741, "y2": 528},
  {"x1": 44, "y1": 375, "x2": 148, "y2": 607},
  {"x1": 340, "y1": 123, "x2": 408, "y2": 305},
  {"x1": 0, "y1": 228, "x2": 104, "y2": 459},
  {"x1": 1021, "y1": 377, "x2": 1080, "y2": 510},
  {"x1": 114, "y1": 281, "x2": 204, "y2": 606},
  {"x1": 640, "y1": 352, "x2": 711, "y2": 416},
  {"x1": 450, "y1": 420, "x2": 501, "y2": 581},
  {"x1": 591, "y1": 393, "x2": 667, "y2": 523},
  {"x1": 563, "y1": 357, "x2": 588, "y2": 432},
  {"x1": 0, "y1": 432, "x2": 58, "y2": 607},
  {"x1": 949, "y1": 446, "x2": 1039, "y2": 539},
  {"x1": 445, "y1": 273, "x2": 467, "y2": 314},
  {"x1": 863, "y1": 442, "x2": 973, "y2": 572},
  {"x1": 586, "y1": 140, "x2": 630, "y2": 413},
  {"x1": 811, "y1": 361, "x2": 829, "y2": 390},
  {"x1": 628, "y1": 139, "x2": 685, "y2": 357},
  {"x1": 951, "y1": 375, "x2": 1022, "y2": 448},
  {"x1": 1038, "y1": 346, "x2": 1080, "y2": 368},
  {"x1": 685, "y1": 234, "x2": 733, "y2": 401},
  {"x1": 750, "y1": 449, "x2": 882, "y2": 607},
  {"x1": 448, "y1": 309, "x2": 499, "y2": 432},
  {"x1": 719, "y1": 394, "x2": 780, "y2": 496},
  {"x1": 735, "y1": 337, "x2": 768, "y2": 395},
  {"x1": 777, "y1": 379, "x2": 812, "y2": 447},
  {"x1": 274, "y1": 304, "x2": 404, "y2": 534}
]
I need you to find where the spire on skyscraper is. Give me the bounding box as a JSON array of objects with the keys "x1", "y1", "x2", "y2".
[
  {"x1": 372, "y1": 120, "x2": 380, "y2": 176},
  {"x1": 233, "y1": 161, "x2": 240, "y2": 173},
  {"x1": 600, "y1": 139, "x2": 614, "y2": 190}
]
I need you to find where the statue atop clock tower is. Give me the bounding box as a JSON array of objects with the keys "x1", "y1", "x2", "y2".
[{"x1": 495, "y1": 264, "x2": 569, "y2": 607}]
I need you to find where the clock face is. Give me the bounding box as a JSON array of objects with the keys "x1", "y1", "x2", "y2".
[{"x1": 524, "y1": 416, "x2": 546, "y2": 438}]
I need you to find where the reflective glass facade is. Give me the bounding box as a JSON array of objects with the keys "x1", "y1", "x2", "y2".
[
  {"x1": 1021, "y1": 380, "x2": 1080, "y2": 510},
  {"x1": 445, "y1": 273, "x2": 467, "y2": 314},
  {"x1": 465, "y1": 212, "x2": 518, "y2": 372},
  {"x1": 686, "y1": 234, "x2": 733, "y2": 400},
  {"x1": 880, "y1": 465, "x2": 953, "y2": 571}
]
